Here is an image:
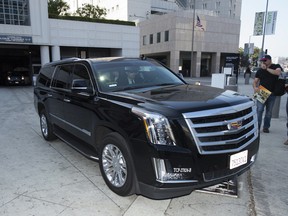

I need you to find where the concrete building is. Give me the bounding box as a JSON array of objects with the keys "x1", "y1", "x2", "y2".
[
  {"x1": 70, "y1": 0, "x2": 241, "y2": 22},
  {"x1": 139, "y1": 10, "x2": 241, "y2": 77},
  {"x1": 0, "y1": 0, "x2": 139, "y2": 85},
  {"x1": 68, "y1": 0, "x2": 242, "y2": 77}
]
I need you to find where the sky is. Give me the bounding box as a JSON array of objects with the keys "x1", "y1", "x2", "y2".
[{"x1": 239, "y1": 0, "x2": 288, "y2": 58}]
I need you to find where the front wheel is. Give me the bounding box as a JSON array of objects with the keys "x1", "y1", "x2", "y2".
[
  {"x1": 99, "y1": 132, "x2": 135, "y2": 196},
  {"x1": 40, "y1": 110, "x2": 56, "y2": 141}
]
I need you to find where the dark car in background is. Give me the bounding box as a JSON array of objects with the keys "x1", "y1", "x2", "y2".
[
  {"x1": 34, "y1": 57, "x2": 259, "y2": 199},
  {"x1": 6, "y1": 70, "x2": 25, "y2": 85}
]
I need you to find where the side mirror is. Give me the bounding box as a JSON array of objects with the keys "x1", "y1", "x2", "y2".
[{"x1": 71, "y1": 79, "x2": 93, "y2": 95}]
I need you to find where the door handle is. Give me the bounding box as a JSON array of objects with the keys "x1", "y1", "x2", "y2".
[{"x1": 64, "y1": 98, "x2": 71, "y2": 103}]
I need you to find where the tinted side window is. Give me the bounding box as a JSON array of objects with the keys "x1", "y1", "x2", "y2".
[
  {"x1": 52, "y1": 65, "x2": 73, "y2": 89},
  {"x1": 72, "y1": 64, "x2": 93, "y2": 90},
  {"x1": 37, "y1": 66, "x2": 54, "y2": 87}
]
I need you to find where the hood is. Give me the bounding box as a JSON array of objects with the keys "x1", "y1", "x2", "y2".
[{"x1": 104, "y1": 84, "x2": 251, "y2": 115}]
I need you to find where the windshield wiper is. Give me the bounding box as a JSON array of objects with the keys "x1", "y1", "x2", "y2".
[
  {"x1": 120, "y1": 86, "x2": 143, "y2": 91},
  {"x1": 154, "y1": 83, "x2": 182, "y2": 86},
  {"x1": 120, "y1": 83, "x2": 182, "y2": 91}
]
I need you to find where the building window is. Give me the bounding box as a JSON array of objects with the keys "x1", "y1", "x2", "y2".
[
  {"x1": 0, "y1": 0, "x2": 30, "y2": 25},
  {"x1": 157, "y1": 32, "x2": 161, "y2": 43},
  {"x1": 149, "y1": 34, "x2": 153, "y2": 44},
  {"x1": 143, "y1": 35, "x2": 147, "y2": 45},
  {"x1": 164, "y1": 30, "x2": 169, "y2": 42},
  {"x1": 202, "y1": 3, "x2": 207, "y2": 10}
]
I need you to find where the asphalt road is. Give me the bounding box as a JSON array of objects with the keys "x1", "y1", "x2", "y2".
[{"x1": 0, "y1": 77, "x2": 287, "y2": 216}]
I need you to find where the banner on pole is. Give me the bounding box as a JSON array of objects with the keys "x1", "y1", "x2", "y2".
[
  {"x1": 265, "y1": 11, "x2": 277, "y2": 35},
  {"x1": 253, "y1": 12, "x2": 265, "y2": 36},
  {"x1": 253, "y1": 11, "x2": 277, "y2": 36}
]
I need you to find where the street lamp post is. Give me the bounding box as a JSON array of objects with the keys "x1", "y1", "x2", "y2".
[
  {"x1": 260, "y1": 0, "x2": 269, "y2": 58},
  {"x1": 190, "y1": 0, "x2": 196, "y2": 77}
]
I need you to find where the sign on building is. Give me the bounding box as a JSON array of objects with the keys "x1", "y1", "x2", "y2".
[{"x1": 0, "y1": 35, "x2": 32, "y2": 43}]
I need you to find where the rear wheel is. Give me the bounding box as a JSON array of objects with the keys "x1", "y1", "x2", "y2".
[
  {"x1": 99, "y1": 132, "x2": 135, "y2": 196},
  {"x1": 40, "y1": 110, "x2": 56, "y2": 141}
]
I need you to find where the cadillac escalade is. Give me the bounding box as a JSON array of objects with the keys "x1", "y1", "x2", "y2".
[{"x1": 34, "y1": 57, "x2": 259, "y2": 199}]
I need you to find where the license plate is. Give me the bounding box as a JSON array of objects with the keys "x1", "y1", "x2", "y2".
[{"x1": 229, "y1": 150, "x2": 248, "y2": 169}]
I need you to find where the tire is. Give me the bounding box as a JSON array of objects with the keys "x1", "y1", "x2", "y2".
[
  {"x1": 99, "y1": 132, "x2": 135, "y2": 196},
  {"x1": 40, "y1": 110, "x2": 56, "y2": 141}
]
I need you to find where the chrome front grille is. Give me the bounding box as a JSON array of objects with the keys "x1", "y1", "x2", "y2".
[{"x1": 183, "y1": 101, "x2": 258, "y2": 155}]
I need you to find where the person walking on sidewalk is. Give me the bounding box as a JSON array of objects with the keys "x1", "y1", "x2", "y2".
[
  {"x1": 284, "y1": 80, "x2": 288, "y2": 145},
  {"x1": 284, "y1": 95, "x2": 288, "y2": 145},
  {"x1": 253, "y1": 54, "x2": 282, "y2": 133}
]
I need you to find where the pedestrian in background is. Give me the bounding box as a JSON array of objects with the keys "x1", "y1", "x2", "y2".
[
  {"x1": 284, "y1": 80, "x2": 288, "y2": 145},
  {"x1": 244, "y1": 65, "x2": 251, "y2": 78},
  {"x1": 253, "y1": 54, "x2": 282, "y2": 133}
]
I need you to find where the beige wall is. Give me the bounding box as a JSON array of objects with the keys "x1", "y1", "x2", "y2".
[{"x1": 139, "y1": 10, "x2": 240, "y2": 76}]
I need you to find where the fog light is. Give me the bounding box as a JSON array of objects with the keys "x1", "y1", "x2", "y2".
[
  {"x1": 152, "y1": 158, "x2": 184, "y2": 182},
  {"x1": 251, "y1": 154, "x2": 257, "y2": 162}
]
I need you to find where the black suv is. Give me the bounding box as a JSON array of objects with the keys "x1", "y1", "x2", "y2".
[{"x1": 34, "y1": 57, "x2": 259, "y2": 199}]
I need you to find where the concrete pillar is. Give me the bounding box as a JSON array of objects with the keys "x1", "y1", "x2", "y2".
[
  {"x1": 272, "y1": 96, "x2": 281, "y2": 118},
  {"x1": 51, "y1": 46, "x2": 61, "y2": 61},
  {"x1": 211, "y1": 52, "x2": 221, "y2": 73},
  {"x1": 40, "y1": 46, "x2": 50, "y2": 65},
  {"x1": 170, "y1": 50, "x2": 180, "y2": 73},
  {"x1": 191, "y1": 51, "x2": 196, "y2": 77},
  {"x1": 195, "y1": 51, "x2": 201, "y2": 77}
]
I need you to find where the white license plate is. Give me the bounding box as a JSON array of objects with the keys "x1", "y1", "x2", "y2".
[{"x1": 229, "y1": 150, "x2": 248, "y2": 169}]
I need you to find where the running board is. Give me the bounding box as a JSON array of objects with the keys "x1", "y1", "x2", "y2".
[{"x1": 54, "y1": 127, "x2": 99, "y2": 161}]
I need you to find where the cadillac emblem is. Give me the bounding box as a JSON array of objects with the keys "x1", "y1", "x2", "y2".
[{"x1": 227, "y1": 120, "x2": 242, "y2": 130}]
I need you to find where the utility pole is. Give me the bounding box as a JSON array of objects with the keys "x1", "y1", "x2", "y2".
[
  {"x1": 260, "y1": 0, "x2": 269, "y2": 58},
  {"x1": 190, "y1": 0, "x2": 196, "y2": 77}
]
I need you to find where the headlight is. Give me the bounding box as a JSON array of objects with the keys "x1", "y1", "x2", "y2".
[
  {"x1": 132, "y1": 107, "x2": 176, "y2": 146},
  {"x1": 21, "y1": 76, "x2": 25, "y2": 80},
  {"x1": 7, "y1": 76, "x2": 11, "y2": 81}
]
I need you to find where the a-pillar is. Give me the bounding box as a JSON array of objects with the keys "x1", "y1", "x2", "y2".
[
  {"x1": 170, "y1": 50, "x2": 180, "y2": 73},
  {"x1": 51, "y1": 46, "x2": 61, "y2": 61},
  {"x1": 40, "y1": 46, "x2": 50, "y2": 66}
]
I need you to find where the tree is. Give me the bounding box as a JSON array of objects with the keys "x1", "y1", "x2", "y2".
[
  {"x1": 75, "y1": 4, "x2": 107, "y2": 19},
  {"x1": 239, "y1": 46, "x2": 261, "y2": 67},
  {"x1": 48, "y1": 0, "x2": 70, "y2": 16}
]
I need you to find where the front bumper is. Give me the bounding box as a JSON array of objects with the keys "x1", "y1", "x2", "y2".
[{"x1": 134, "y1": 136, "x2": 259, "y2": 199}]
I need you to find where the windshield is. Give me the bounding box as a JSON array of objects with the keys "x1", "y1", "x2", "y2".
[{"x1": 92, "y1": 59, "x2": 184, "y2": 92}]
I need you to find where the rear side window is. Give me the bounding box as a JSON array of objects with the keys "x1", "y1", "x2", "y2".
[
  {"x1": 52, "y1": 64, "x2": 73, "y2": 89},
  {"x1": 37, "y1": 66, "x2": 54, "y2": 87}
]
